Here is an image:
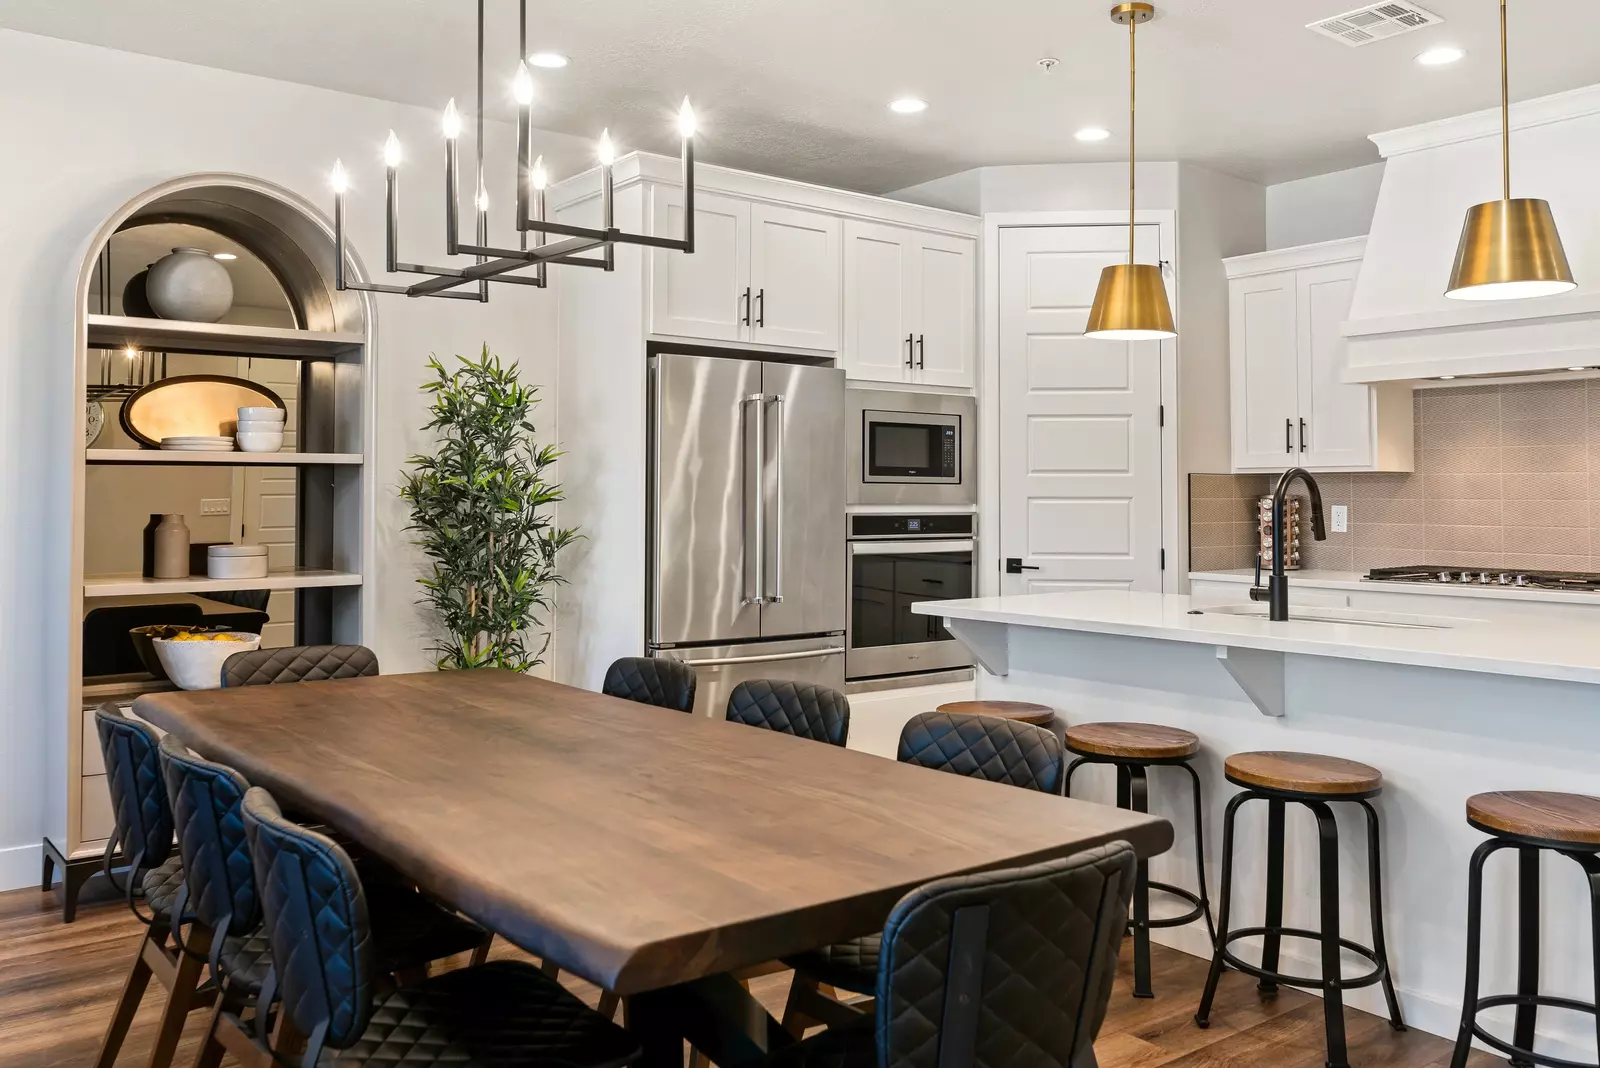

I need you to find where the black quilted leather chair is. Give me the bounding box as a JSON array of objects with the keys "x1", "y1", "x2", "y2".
[
  {"x1": 725, "y1": 680, "x2": 850, "y2": 746},
  {"x1": 220, "y1": 643, "x2": 380, "y2": 688},
  {"x1": 782, "y1": 711, "x2": 1066, "y2": 1032},
  {"x1": 239, "y1": 787, "x2": 641, "y2": 1068},
  {"x1": 602, "y1": 656, "x2": 698, "y2": 713},
  {"x1": 765, "y1": 844, "x2": 1136, "y2": 1068},
  {"x1": 91, "y1": 704, "x2": 207, "y2": 1068}
]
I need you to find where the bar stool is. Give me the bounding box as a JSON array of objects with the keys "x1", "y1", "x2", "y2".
[
  {"x1": 1063, "y1": 721, "x2": 1213, "y2": 998},
  {"x1": 1196, "y1": 751, "x2": 1405, "y2": 1068},
  {"x1": 1449, "y1": 791, "x2": 1600, "y2": 1068},
  {"x1": 935, "y1": 699, "x2": 1056, "y2": 727}
]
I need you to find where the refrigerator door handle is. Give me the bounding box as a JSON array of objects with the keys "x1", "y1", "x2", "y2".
[
  {"x1": 767, "y1": 393, "x2": 785, "y2": 604},
  {"x1": 679, "y1": 645, "x2": 844, "y2": 667},
  {"x1": 742, "y1": 393, "x2": 767, "y2": 606}
]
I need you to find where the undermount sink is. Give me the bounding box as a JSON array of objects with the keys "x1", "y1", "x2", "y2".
[{"x1": 1190, "y1": 604, "x2": 1456, "y2": 631}]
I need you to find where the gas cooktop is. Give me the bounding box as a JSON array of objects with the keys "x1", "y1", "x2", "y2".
[{"x1": 1365, "y1": 565, "x2": 1600, "y2": 591}]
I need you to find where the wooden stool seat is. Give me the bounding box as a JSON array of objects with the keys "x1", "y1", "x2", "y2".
[
  {"x1": 1467, "y1": 791, "x2": 1600, "y2": 847},
  {"x1": 1224, "y1": 751, "x2": 1382, "y2": 797},
  {"x1": 935, "y1": 700, "x2": 1055, "y2": 727},
  {"x1": 1065, "y1": 722, "x2": 1199, "y2": 760}
]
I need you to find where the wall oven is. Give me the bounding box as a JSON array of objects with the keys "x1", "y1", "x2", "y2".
[
  {"x1": 847, "y1": 389, "x2": 976, "y2": 507},
  {"x1": 846, "y1": 512, "x2": 975, "y2": 681}
]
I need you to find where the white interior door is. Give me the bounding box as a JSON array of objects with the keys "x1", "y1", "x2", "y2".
[
  {"x1": 1297, "y1": 260, "x2": 1371, "y2": 468},
  {"x1": 913, "y1": 234, "x2": 976, "y2": 389},
  {"x1": 649, "y1": 186, "x2": 750, "y2": 342},
  {"x1": 841, "y1": 220, "x2": 914, "y2": 382},
  {"x1": 1230, "y1": 271, "x2": 1300, "y2": 470},
  {"x1": 998, "y1": 225, "x2": 1165, "y2": 595},
  {"x1": 750, "y1": 203, "x2": 840, "y2": 351},
  {"x1": 233, "y1": 356, "x2": 298, "y2": 647}
]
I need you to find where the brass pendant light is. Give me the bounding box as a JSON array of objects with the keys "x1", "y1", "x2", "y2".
[
  {"x1": 1445, "y1": 0, "x2": 1574, "y2": 301},
  {"x1": 1086, "y1": 2, "x2": 1177, "y2": 340}
]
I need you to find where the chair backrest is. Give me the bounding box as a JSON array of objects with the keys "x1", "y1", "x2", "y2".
[
  {"x1": 222, "y1": 644, "x2": 380, "y2": 688},
  {"x1": 726, "y1": 679, "x2": 850, "y2": 746},
  {"x1": 897, "y1": 712, "x2": 1065, "y2": 795},
  {"x1": 242, "y1": 787, "x2": 373, "y2": 1053},
  {"x1": 602, "y1": 656, "x2": 698, "y2": 713},
  {"x1": 158, "y1": 735, "x2": 259, "y2": 939},
  {"x1": 876, "y1": 843, "x2": 1136, "y2": 1068},
  {"x1": 93, "y1": 704, "x2": 174, "y2": 871}
]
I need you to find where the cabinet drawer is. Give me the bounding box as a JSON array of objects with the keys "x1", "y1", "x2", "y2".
[
  {"x1": 81, "y1": 773, "x2": 116, "y2": 843},
  {"x1": 81, "y1": 706, "x2": 163, "y2": 777}
]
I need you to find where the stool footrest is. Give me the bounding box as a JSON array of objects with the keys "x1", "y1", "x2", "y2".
[
  {"x1": 1218, "y1": 926, "x2": 1388, "y2": 992},
  {"x1": 1135, "y1": 881, "x2": 1209, "y2": 931},
  {"x1": 1467, "y1": 994, "x2": 1600, "y2": 1068}
]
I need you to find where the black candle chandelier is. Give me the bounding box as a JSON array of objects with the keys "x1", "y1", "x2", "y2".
[{"x1": 329, "y1": 0, "x2": 697, "y2": 301}]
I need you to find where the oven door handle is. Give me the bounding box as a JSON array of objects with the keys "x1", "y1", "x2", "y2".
[{"x1": 848, "y1": 539, "x2": 975, "y2": 556}]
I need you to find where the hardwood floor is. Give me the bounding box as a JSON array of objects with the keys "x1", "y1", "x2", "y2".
[{"x1": 0, "y1": 884, "x2": 1498, "y2": 1068}]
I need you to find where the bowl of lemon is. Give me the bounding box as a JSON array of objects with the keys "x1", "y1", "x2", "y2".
[{"x1": 152, "y1": 630, "x2": 262, "y2": 690}]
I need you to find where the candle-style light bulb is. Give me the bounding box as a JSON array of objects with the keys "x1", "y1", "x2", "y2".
[
  {"x1": 442, "y1": 98, "x2": 462, "y2": 140},
  {"x1": 124, "y1": 345, "x2": 137, "y2": 361},
  {"x1": 531, "y1": 154, "x2": 548, "y2": 191},
  {"x1": 476, "y1": 177, "x2": 489, "y2": 213},
  {"x1": 513, "y1": 61, "x2": 534, "y2": 106},
  {"x1": 383, "y1": 130, "x2": 402, "y2": 169},
  {"x1": 330, "y1": 159, "x2": 349, "y2": 194},
  {"x1": 597, "y1": 128, "x2": 616, "y2": 167},
  {"x1": 678, "y1": 98, "x2": 697, "y2": 139}
]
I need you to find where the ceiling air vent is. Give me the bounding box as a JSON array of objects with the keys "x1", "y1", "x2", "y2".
[{"x1": 1307, "y1": 3, "x2": 1443, "y2": 48}]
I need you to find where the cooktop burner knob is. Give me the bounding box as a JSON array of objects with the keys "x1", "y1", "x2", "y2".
[
  {"x1": 1498, "y1": 573, "x2": 1514, "y2": 585},
  {"x1": 1459, "y1": 571, "x2": 1475, "y2": 583},
  {"x1": 1437, "y1": 571, "x2": 1452, "y2": 582},
  {"x1": 1478, "y1": 572, "x2": 1491, "y2": 584},
  {"x1": 1513, "y1": 574, "x2": 1530, "y2": 586}
]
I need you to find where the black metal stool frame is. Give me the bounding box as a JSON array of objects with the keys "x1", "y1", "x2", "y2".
[
  {"x1": 1449, "y1": 822, "x2": 1600, "y2": 1068},
  {"x1": 1065, "y1": 751, "x2": 1215, "y2": 998},
  {"x1": 1195, "y1": 781, "x2": 1405, "y2": 1068}
]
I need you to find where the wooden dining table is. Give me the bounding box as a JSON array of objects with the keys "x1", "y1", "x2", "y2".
[{"x1": 134, "y1": 669, "x2": 1173, "y2": 1066}]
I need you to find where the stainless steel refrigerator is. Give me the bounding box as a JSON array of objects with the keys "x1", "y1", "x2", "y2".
[{"x1": 648, "y1": 352, "x2": 846, "y2": 717}]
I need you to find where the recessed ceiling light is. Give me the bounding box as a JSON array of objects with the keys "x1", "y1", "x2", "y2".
[
  {"x1": 527, "y1": 51, "x2": 569, "y2": 69},
  {"x1": 212, "y1": 252, "x2": 237, "y2": 261},
  {"x1": 1437, "y1": 375, "x2": 1456, "y2": 380},
  {"x1": 889, "y1": 97, "x2": 928, "y2": 115},
  {"x1": 1569, "y1": 366, "x2": 1588, "y2": 372},
  {"x1": 1075, "y1": 127, "x2": 1112, "y2": 142},
  {"x1": 1416, "y1": 45, "x2": 1465, "y2": 66},
  {"x1": 1037, "y1": 57, "x2": 1060, "y2": 72}
]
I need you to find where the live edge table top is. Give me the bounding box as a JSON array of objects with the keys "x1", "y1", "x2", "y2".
[{"x1": 134, "y1": 669, "x2": 1172, "y2": 995}]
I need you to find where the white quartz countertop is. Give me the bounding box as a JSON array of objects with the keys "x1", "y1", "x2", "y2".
[
  {"x1": 1190, "y1": 568, "x2": 1600, "y2": 606},
  {"x1": 913, "y1": 590, "x2": 1600, "y2": 686}
]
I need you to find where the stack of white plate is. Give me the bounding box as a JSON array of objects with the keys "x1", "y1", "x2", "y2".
[
  {"x1": 207, "y1": 543, "x2": 270, "y2": 579},
  {"x1": 235, "y1": 406, "x2": 286, "y2": 453},
  {"x1": 161, "y1": 435, "x2": 235, "y2": 452}
]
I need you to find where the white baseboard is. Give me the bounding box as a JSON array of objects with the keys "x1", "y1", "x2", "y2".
[{"x1": 0, "y1": 841, "x2": 43, "y2": 894}]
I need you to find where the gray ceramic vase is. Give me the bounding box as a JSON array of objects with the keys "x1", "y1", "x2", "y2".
[{"x1": 146, "y1": 247, "x2": 234, "y2": 323}]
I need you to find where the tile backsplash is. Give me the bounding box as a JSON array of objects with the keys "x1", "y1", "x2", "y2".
[{"x1": 1190, "y1": 378, "x2": 1600, "y2": 575}]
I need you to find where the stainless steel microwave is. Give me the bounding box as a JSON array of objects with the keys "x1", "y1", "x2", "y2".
[{"x1": 847, "y1": 388, "x2": 976, "y2": 507}]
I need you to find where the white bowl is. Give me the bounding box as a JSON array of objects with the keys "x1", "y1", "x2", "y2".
[
  {"x1": 207, "y1": 555, "x2": 269, "y2": 579},
  {"x1": 236, "y1": 430, "x2": 285, "y2": 453},
  {"x1": 238, "y1": 406, "x2": 285, "y2": 422},
  {"x1": 235, "y1": 419, "x2": 283, "y2": 433},
  {"x1": 153, "y1": 633, "x2": 262, "y2": 690}
]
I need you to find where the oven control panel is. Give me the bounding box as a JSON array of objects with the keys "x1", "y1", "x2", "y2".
[{"x1": 850, "y1": 513, "x2": 975, "y2": 539}]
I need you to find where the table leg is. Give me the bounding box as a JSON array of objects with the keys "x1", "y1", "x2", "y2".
[{"x1": 627, "y1": 973, "x2": 797, "y2": 1068}]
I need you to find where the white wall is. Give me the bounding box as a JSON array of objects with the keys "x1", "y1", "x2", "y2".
[
  {"x1": 1265, "y1": 161, "x2": 1385, "y2": 249},
  {"x1": 0, "y1": 28, "x2": 592, "y2": 889}
]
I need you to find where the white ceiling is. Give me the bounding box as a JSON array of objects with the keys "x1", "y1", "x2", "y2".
[{"x1": 4, "y1": 0, "x2": 1599, "y2": 192}]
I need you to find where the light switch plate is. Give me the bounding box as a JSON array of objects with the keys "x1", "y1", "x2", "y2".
[
  {"x1": 200, "y1": 498, "x2": 232, "y2": 516},
  {"x1": 1330, "y1": 504, "x2": 1348, "y2": 533}
]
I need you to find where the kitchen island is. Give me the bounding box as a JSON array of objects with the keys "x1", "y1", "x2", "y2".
[{"x1": 913, "y1": 589, "x2": 1600, "y2": 1062}]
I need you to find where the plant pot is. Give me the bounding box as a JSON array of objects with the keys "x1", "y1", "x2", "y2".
[{"x1": 153, "y1": 632, "x2": 261, "y2": 690}]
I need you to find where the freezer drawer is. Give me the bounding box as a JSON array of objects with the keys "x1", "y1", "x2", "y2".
[{"x1": 652, "y1": 636, "x2": 846, "y2": 720}]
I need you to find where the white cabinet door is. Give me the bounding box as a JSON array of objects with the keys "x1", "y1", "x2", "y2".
[
  {"x1": 1229, "y1": 272, "x2": 1300, "y2": 470},
  {"x1": 749, "y1": 204, "x2": 840, "y2": 351},
  {"x1": 1297, "y1": 260, "x2": 1371, "y2": 469},
  {"x1": 649, "y1": 186, "x2": 749, "y2": 342},
  {"x1": 841, "y1": 221, "x2": 915, "y2": 383},
  {"x1": 913, "y1": 234, "x2": 976, "y2": 389}
]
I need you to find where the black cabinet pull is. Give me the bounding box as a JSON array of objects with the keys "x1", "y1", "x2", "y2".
[
  {"x1": 740, "y1": 287, "x2": 751, "y2": 326},
  {"x1": 1299, "y1": 418, "x2": 1307, "y2": 453},
  {"x1": 906, "y1": 334, "x2": 915, "y2": 368},
  {"x1": 755, "y1": 288, "x2": 765, "y2": 328},
  {"x1": 917, "y1": 334, "x2": 926, "y2": 369},
  {"x1": 1005, "y1": 558, "x2": 1041, "y2": 574},
  {"x1": 1286, "y1": 418, "x2": 1293, "y2": 454}
]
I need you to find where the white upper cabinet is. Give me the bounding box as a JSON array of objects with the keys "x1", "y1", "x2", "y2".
[
  {"x1": 1226, "y1": 237, "x2": 1413, "y2": 473},
  {"x1": 841, "y1": 221, "x2": 976, "y2": 388},
  {"x1": 749, "y1": 204, "x2": 841, "y2": 351},
  {"x1": 649, "y1": 187, "x2": 750, "y2": 343}
]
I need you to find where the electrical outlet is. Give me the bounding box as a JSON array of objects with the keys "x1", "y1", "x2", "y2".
[
  {"x1": 200, "y1": 498, "x2": 232, "y2": 516},
  {"x1": 1330, "y1": 504, "x2": 1349, "y2": 534}
]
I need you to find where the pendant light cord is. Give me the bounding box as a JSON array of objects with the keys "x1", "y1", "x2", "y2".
[
  {"x1": 1500, "y1": 0, "x2": 1510, "y2": 201},
  {"x1": 1128, "y1": 13, "x2": 1136, "y2": 266}
]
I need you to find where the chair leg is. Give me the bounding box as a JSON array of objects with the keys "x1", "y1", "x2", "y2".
[
  {"x1": 190, "y1": 979, "x2": 242, "y2": 1068},
  {"x1": 94, "y1": 921, "x2": 167, "y2": 1068},
  {"x1": 1358, "y1": 800, "x2": 1405, "y2": 1031},
  {"x1": 1258, "y1": 798, "x2": 1287, "y2": 995},
  {"x1": 1309, "y1": 800, "x2": 1348, "y2": 1068},
  {"x1": 1449, "y1": 840, "x2": 1506, "y2": 1068},
  {"x1": 1125, "y1": 764, "x2": 1154, "y2": 999},
  {"x1": 1181, "y1": 760, "x2": 1217, "y2": 947},
  {"x1": 598, "y1": 992, "x2": 621, "y2": 1020},
  {"x1": 144, "y1": 923, "x2": 213, "y2": 1068},
  {"x1": 1196, "y1": 791, "x2": 1248, "y2": 1028},
  {"x1": 1511, "y1": 846, "x2": 1541, "y2": 1068},
  {"x1": 541, "y1": 958, "x2": 561, "y2": 978},
  {"x1": 1573, "y1": 852, "x2": 1600, "y2": 1065},
  {"x1": 1064, "y1": 756, "x2": 1091, "y2": 798},
  {"x1": 469, "y1": 934, "x2": 494, "y2": 967}
]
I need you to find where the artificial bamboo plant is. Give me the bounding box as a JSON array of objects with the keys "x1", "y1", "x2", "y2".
[{"x1": 401, "y1": 347, "x2": 578, "y2": 671}]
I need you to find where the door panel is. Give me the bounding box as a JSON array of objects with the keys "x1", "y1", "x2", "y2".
[
  {"x1": 750, "y1": 204, "x2": 841, "y2": 351},
  {"x1": 1230, "y1": 273, "x2": 1299, "y2": 470},
  {"x1": 236, "y1": 356, "x2": 299, "y2": 647},
  {"x1": 914, "y1": 235, "x2": 976, "y2": 388},
  {"x1": 650, "y1": 187, "x2": 749, "y2": 342},
  {"x1": 759, "y1": 362, "x2": 845, "y2": 638},
  {"x1": 998, "y1": 224, "x2": 1164, "y2": 594},
  {"x1": 650, "y1": 353, "x2": 763, "y2": 645},
  {"x1": 1297, "y1": 261, "x2": 1370, "y2": 468},
  {"x1": 842, "y1": 221, "x2": 914, "y2": 382}
]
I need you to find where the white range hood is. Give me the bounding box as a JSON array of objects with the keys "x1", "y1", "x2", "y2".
[{"x1": 1344, "y1": 83, "x2": 1600, "y2": 383}]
